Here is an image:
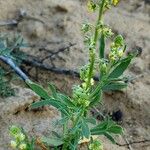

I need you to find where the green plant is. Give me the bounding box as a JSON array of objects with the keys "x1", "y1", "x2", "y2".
[
  {"x1": 9, "y1": 125, "x2": 35, "y2": 150},
  {"x1": 0, "y1": 34, "x2": 26, "y2": 97},
  {"x1": 26, "y1": 0, "x2": 136, "y2": 149}
]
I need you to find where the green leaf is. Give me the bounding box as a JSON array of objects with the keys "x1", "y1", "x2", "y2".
[
  {"x1": 31, "y1": 99, "x2": 69, "y2": 116},
  {"x1": 90, "y1": 120, "x2": 108, "y2": 135},
  {"x1": 27, "y1": 81, "x2": 50, "y2": 99},
  {"x1": 107, "y1": 125, "x2": 123, "y2": 134},
  {"x1": 89, "y1": 89, "x2": 102, "y2": 107},
  {"x1": 99, "y1": 34, "x2": 105, "y2": 58},
  {"x1": 48, "y1": 83, "x2": 57, "y2": 99},
  {"x1": 102, "y1": 82, "x2": 127, "y2": 91},
  {"x1": 85, "y1": 117, "x2": 97, "y2": 125},
  {"x1": 55, "y1": 117, "x2": 69, "y2": 126},
  {"x1": 81, "y1": 121, "x2": 90, "y2": 139},
  {"x1": 31, "y1": 99, "x2": 55, "y2": 108},
  {"x1": 41, "y1": 137, "x2": 63, "y2": 147},
  {"x1": 109, "y1": 58, "x2": 132, "y2": 78},
  {"x1": 104, "y1": 132, "x2": 116, "y2": 144},
  {"x1": 57, "y1": 93, "x2": 75, "y2": 108}
]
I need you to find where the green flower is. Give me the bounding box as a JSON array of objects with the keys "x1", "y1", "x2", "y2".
[
  {"x1": 10, "y1": 125, "x2": 21, "y2": 136},
  {"x1": 81, "y1": 23, "x2": 91, "y2": 33},
  {"x1": 87, "y1": 1, "x2": 97, "y2": 12},
  {"x1": 89, "y1": 140, "x2": 103, "y2": 150},
  {"x1": 19, "y1": 143, "x2": 27, "y2": 150},
  {"x1": 114, "y1": 35, "x2": 124, "y2": 47},
  {"x1": 10, "y1": 140, "x2": 17, "y2": 149}
]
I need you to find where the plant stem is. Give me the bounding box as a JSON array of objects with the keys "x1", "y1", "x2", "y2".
[{"x1": 86, "y1": 0, "x2": 106, "y2": 89}]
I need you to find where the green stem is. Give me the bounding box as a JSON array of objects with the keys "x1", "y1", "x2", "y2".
[
  {"x1": 94, "y1": 0, "x2": 105, "y2": 42},
  {"x1": 86, "y1": 0, "x2": 106, "y2": 89}
]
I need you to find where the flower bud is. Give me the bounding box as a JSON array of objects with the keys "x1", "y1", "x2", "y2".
[
  {"x1": 90, "y1": 78, "x2": 94, "y2": 86},
  {"x1": 10, "y1": 125, "x2": 21, "y2": 136},
  {"x1": 114, "y1": 35, "x2": 124, "y2": 47},
  {"x1": 81, "y1": 23, "x2": 90, "y2": 33},
  {"x1": 112, "y1": 0, "x2": 119, "y2": 6},
  {"x1": 101, "y1": 63, "x2": 107, "y2": 74},
  {"x1": 84, "y1": 100, "x2": 90, "y2": 107},
  {"x1": 103, "y1": 27, "x2": 113, "y2": 38},
  {"x1": 19, "y1": 133, "x2": 25, "y2": 141},
  {"x1": 87, "y1": 1, "x2": 97, "y2": 12},
  {"x1": 117, "y1": 50, "x2": 124, "y2": 58}
]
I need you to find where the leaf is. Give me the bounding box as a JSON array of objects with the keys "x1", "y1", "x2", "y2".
[
  {"x1": 99, "y1": 34, "x2": 105, "y2": 58},
  {"x1": 102, "y1": 82, "x2": 127, "y2": 91},
  {"x1": 89, "y1": 89, "x2": 102, "y2": 107},
  {"x1": 31, "y1": 99, "x2": 55, "y2": 108},
  {"x1": 81, "y1": 121, "x2": 90, "y2": 139},
  {"x1": 90, "y1": 120, "x2": 108, "y2": 135},
  {"x1": 104, "y1": 132, "x2": 116, "y2": 144},
  {"x1": 27, "y1": 81, "x2": 50, "y2": 99},
  {"x1": 109, "y1": 58, "x2": 132, "y2": 79},
  {"x1": 107, "y1": 125, "x2": 123, "y2": 134},
  {"x1": 55, "y1": 117, "x2": 69, "y2": 126},
  {"x1": 57, "y1": 93, "x2": 75, "y2": 108},
  {"x1": 48, "y1": 83, "x2": 57, "y2": 98},
  {"x1": 85, "y1": 117, "x2": 97, "y2": 125},
  {"x1": 41, "y1": 137, "x2": 63, "y2": 147},
  {"x1": 31, "y1": 99, "x2": 69, "y2": 116}
]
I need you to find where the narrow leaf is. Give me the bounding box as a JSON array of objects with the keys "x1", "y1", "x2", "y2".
[
  {"x1": 27, "y1": 81, "x2": 50, "y2": 99},
  {"x1": 31, "y1": 99, "x2": 54, "y2": 108},
  {"x1": 48, "y1": 83, "x2": 57, "y2": 98},
  {"x1": 99, "y1": 34, "x2": 105, "y2": 58},
  {"x1": 41, "y1": 137, "x2": 63, "y2": 147},
  {"x1": 109, "y1": 58, "x2": 132, "y2": 78},
  {"x1": 104, "y1": 132, "x2": 116, "y2": 144},
  {"x1": 85, "y1": 117, "x2": 97, "y2": 125},
  {"x1": 107, "y1": 125, "x2": 123, "y2": 134},
  {"x1": 89, "y1": 89, "x2": 102, "y2": 107},
  {"x1": 57, "y1": 93, "x2": 75, "y2": 107},
  {"x1": 81, "y1": 121, "x2": 90, "y2": 139},
  {"x1": 31, "y1": 99, "x2": 69, "y2": 116},
  {"x1": 102, "y1": 82, "x2": 127, "y2": 91},
  {"x1": 90, "y1": 120, "x2": 108, "y2": 134}
]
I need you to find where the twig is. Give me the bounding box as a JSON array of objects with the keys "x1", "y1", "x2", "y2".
[
  {"x1": 0, "y1": 56, "x2": 29, "y2": 81},
  {"x1": 125, "y1": 137, "x2": 133, "y2": 150},
  {"x1": 40, "y1": 43, "x2": 76, "y2": 62},
  {"x1": 117, "y1": 139, "x2": 150, "y2": 147},
  {"x1": 0, "y1": 20, "x2": 18, "y2": 26}
]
